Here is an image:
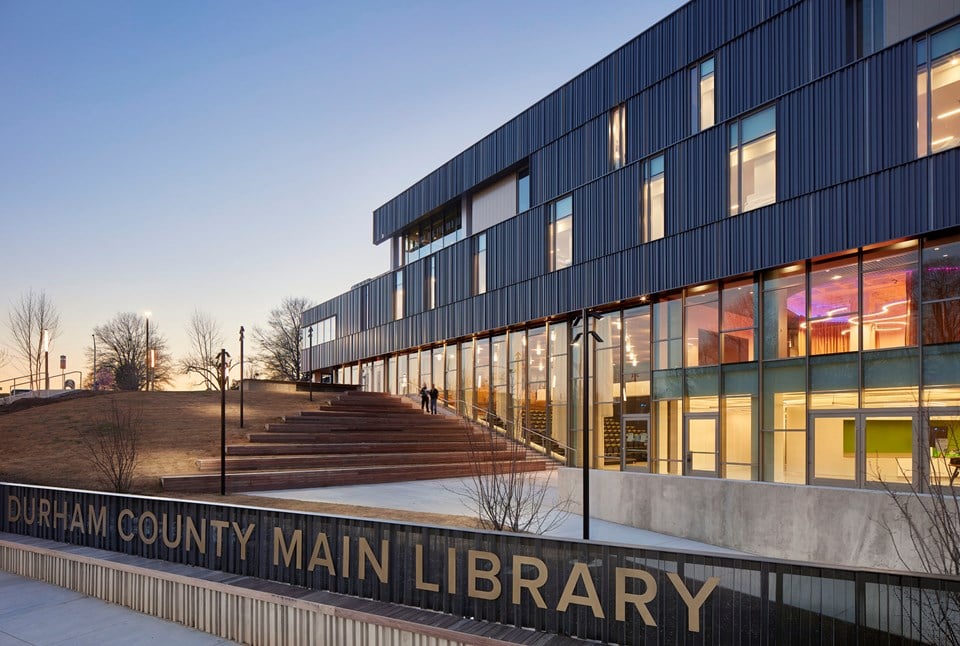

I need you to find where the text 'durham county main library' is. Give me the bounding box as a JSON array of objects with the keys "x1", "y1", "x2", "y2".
[{"x1": 301, "y1": 0, "x2": 960, "y2": 567}]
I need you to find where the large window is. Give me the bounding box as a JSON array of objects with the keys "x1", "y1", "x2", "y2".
[
  {"x1": 922, "y1": 233, "x2": 960, "y2": 344},
  {"x1": 474, "y1": 233, "x2": 487, "y2": 295},
  {"x1": 393, "y1": 271, "x2": 404, "y2": 320},
  {"x1": 401, "y1": 203, "x2": 463, "y2": 265},
  {"x1": 641, "y1": 155, "x2": 665, "y2": 242},
  {"x1": 609, "y1": 104, "x2": 626, "y2": 170},
  {"x1": 729, "y1": 106, "x2": 777, "y2": 215},
  {"x1": 692, "y1": 57, "x2": 715, "y2": 132},
  {"x1": 548, "y1": 196, "x2": 573, "y2": 271},
  {"x1": 303, "y1": 315, "x2": 337, "y2": 348},
  {"x1": 917, "y1": 23, "x2": 960, "y2": 157},
  {"x1": 809, "y1": 255, "x2": 859, "y2": 355},
  {"x1": 860, "y1": 244, "x2": 918, "y2": 350}
]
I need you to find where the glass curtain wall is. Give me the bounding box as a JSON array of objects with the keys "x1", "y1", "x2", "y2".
[
  {"x1": 338, "y1": 235, "x2": 957, "y2": 488},
  {"x1": 527, "y1": 327, "x2": 549, "y2": 451},
  {"x1": 508, "y1": 330, "x2": 526, "y2": 440},
  {"x1": 491, "y1": 334, "x2": 507, "y2": 430},
  {"x1": 475, "y1": 338, "x2": 490, "y2": 421},
  {"x1": 460, "y1": 341, "x2": 474, "y2": 418},
  {"x1": 444, "y1": 344, "x2": 457, "y2": 410},
  {"x1": 593, "y1": 313, "x2": 621, "y2": 469},
  {"x1": 549, "y1": 324, "x2": 570, "y2": 464}
]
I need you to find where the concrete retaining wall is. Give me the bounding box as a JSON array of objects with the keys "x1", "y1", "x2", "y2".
[{"x1": 558, "y1": 468, "x2": 945, "y2": 572}]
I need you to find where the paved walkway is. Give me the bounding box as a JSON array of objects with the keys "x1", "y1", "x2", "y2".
[
  {"x1": 0, "y1": 570, "x2": 235, "y2": 646},
  {"x1": 253, "y1": 471, "x2": 746, "y2": 556}
]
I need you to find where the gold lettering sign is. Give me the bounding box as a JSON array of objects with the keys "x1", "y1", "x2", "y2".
[
  {"x1": 512, "y1": 555, "x2": 548, "y2": 609},
  {"x1": 357, "y1": 538, "x2": 388, "y2": 583},
  {"x1": 667, "y1": 573, "x2": 720, "y2": 633},
  {"x1": 307, "y1": 532, "x2": 335, "y2": 574},
  {"x1": 415, "y1": 544, "x2": 439, "y2": 592},
  {"x1": 558, "y1": 562, "x2": 604, "y2": 619},
  {"x1": 233, "y1": 522, "x2": 255, "y2": 561},
  {"x1": 117, "y1": 509, "x2": 135, "y2": 541},
  {"x1": 210, "y1": 520, "x2": 229, "y2": 557},
  {"x1": 467, "y1": 550, "x2": 502, "y2": 601},
  {"x1": 273, "y1": 527, "x2": 302, "y2": 569},
  {"x1": 615, "y1": 567, "x2": 657, "y2": 624}
]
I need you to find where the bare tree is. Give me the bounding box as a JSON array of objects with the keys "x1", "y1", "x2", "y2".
[
  {"x1": 254, "y1": 296, "x2": 311, "y2": 381},
  {"x1": 879, "y1": 410, "x2": 960, "y2": 645},
  {"x1": 449, "y1": 424, "x2": 569, "y2": 534},
  {"x1": 179, "y1": 310, "x2": 223, "y2": 390},
  {"x1": 90, "y1": 312, "x2": 172, "y2": 391},
  {"x1": 6, "y1": 290, "x2": 60, "y2": 389},
  {"x1": 78, "y1": 399, "x2": 143, "y2": 492}
]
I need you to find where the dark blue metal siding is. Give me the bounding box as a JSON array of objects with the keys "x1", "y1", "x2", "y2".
[
  {"x1": 311, "y1": 0, "x2": 960, "y2": 371},
  {"x1": 372, "y1": 0, "x2": 805, "y2": 244}
]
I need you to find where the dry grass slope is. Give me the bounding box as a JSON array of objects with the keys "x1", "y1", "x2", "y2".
[{"x1": 0, "y1": 390, "x2": 479, "y2": 529}]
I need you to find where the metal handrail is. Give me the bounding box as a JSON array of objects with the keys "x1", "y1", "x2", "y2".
[
  {"x1": 0, "y1": 370, "x2": 84, "y2": 394},
  {"x1": 440, "y1": 396, "x2": 577, "y2": 463}
]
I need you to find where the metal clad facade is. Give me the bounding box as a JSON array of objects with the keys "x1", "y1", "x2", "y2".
[{"x1": 306, "y1": 0, "x2": 960, "y2": 372}]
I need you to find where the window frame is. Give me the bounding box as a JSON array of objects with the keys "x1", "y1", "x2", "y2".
[
  {"x1": 641, "y1": 154, "x2": 665, "y2": 243},
  {"x1": 609, "y1": 103, "x2": 627, "y2": 170},
  {"x1": 394, "y1": 271, "x2": 404, "y2": 320},
  {"x1": 474, "y1": 233, "x2": 487, "y2": 295},
  {"x1": 691, "y1": 57, "x2": 715, "y2": 132},
  {"x1": 548, "y1": 195, "x2": 574, "y2": 272},
  {"x1": 728, "y1": 105, "x2": 777, "y2": 216}
]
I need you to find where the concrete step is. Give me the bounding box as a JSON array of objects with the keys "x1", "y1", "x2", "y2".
[{"x1": 247, "y1": 431, "x2": 485, "y2": 443}]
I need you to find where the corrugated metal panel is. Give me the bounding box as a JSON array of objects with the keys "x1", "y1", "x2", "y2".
[{"x1": 372, "y1": 0, "x2": 807, "y2": 243}]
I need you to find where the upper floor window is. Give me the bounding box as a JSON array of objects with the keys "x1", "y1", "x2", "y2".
[
  {"x1": 729, "y1": 106, "x2": 776, "y2": 215},
  {"x1": 641, "y1": 155, "x2": 665, "y2": 242},
  {"x1": 401, "y1": 203, "x2": 463, "y2": 266},
  {"x1": 548, "y1": 196, "x2": 573, "y2": 271},
  {"x1": 917, "y1": 23, "x2": 960, "y2": 157},
  {"x1": 394, "y1": 271, "x2": 404, "y2": 320},
  {"x1": 517, "y1": 168, "x2": 530, "y2": 213},
  {"x1": 474, "y1": 233, "x2": 487, "y2": 295},
  {"x1": 609, "y1": 104, "x2": 627, "y2": 169},
  {"x1": 692, "y1": 58, "x2": 715, "y2": 132},
  {"x1": 845, "y1": 0, "x2": 884, "y2": 61},
  {"x1": 303, "y1": 316, "x2": 337, "y2": 348},
  {"x1": 426, "y1": 256, "x2": 437, "y2": 310}
]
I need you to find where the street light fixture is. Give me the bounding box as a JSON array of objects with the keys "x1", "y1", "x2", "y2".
[
  {"x1": 571, "y1": 308, "x2": 603, "y2": 541},
  {"x1": 42, "y1": 329, "x2": 50, "y2": 391},
  {"x1": 144, "y1": 311, "x2": 152, "y2": 392},
  {"x1": 239, "y1": 326, "x2": 245, "y2": 429},
  {"x1": 217, "y1": 348, "x2": 231, "y2": 496},
  {"x1": 92, "y1": 333, "x2": 97, "y2": 390},
  {"x1": 307, "y1": 326, "x2": 313, "y2": 402}
]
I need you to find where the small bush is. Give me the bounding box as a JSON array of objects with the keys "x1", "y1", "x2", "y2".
[{"x1": 78, "y1": 400, "x2": 143, "y2": 492}]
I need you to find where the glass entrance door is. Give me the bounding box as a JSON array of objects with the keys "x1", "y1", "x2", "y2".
[
  {"x1": 622, "y1": 414, "x2": 649, "y2": 471},
  {"x1": 811, "y1": 412, "x2": 916, "y2": 487},
  {"x1": 684, "y1": 414, "x2": 719, "y2": 476}
]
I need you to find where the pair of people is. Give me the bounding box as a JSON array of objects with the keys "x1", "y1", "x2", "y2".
[{"x1": 419, "y1": 383, "x2": 439, "y2": 414}]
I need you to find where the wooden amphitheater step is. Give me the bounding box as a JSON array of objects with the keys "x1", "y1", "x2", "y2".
[
  {"x1": 195, "y1": 448, "x2": 532, "y2": 471},
  {"x1": 161, "y1": 459, "x2": 552, "y2": 493},
  {"x1": 225, "y1": 440, "x2": 513, "y2": 456},
  {"x1": 246, "y1": 431, "x2": 485, "y2": 444}
]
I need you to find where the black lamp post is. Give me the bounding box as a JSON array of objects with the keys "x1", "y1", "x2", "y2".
[
  {"x1": 42, "y1": 329, "x2": 50, "y2": 391},
  {"x1": 218, "y1": 348, "x2": 231, "y2": 496},
  {"x1": 307, "y1": 326, "x2": 313, "y2": 402},
  {"x1": 144, "y1": 312, "x2": 151, "y2": 392},
  {"x1": 92, "y1": 334, "x2": 97, "y2": 390},
  {"x1": 239, "y1": 326, "x2": 245, "y2": 429},
  {"x1": 571, "y1": 308, "x2": 603, "y2": 541}
]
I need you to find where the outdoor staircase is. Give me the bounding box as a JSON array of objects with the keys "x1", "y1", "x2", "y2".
[{"x1": 160, "y1": 390, "x2": 552, "y2": 493}]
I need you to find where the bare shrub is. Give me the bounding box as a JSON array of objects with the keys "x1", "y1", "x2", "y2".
[
  {"x1": 78, "y1": 400, "x2": 143, "y2": 492},
  {"x1": 450, "y1": 424, "x2": 570, "y2": 534},
  {"x1": 877, "y1": 410, "x2": 960, "y2": 645}
]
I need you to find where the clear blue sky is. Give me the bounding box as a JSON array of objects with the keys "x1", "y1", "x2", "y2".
[{"x1": 0, "y1": 0, "x2": 684, "y2": 389}]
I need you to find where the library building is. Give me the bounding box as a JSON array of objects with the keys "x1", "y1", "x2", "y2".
[{"x1": 302, "y1": 0, "x2": 960, "y2": 566}]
